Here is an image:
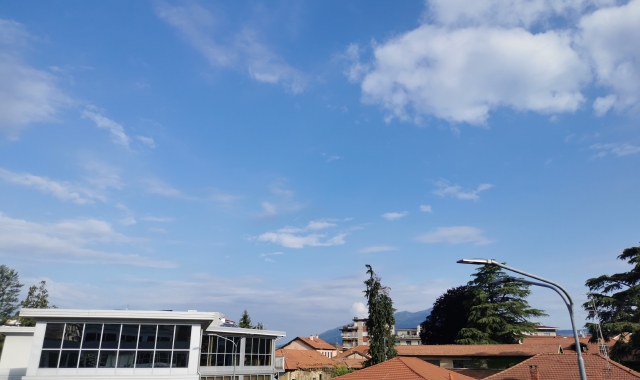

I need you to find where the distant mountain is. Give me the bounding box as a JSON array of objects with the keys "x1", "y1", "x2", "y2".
[{"x1": 318, "y1": 309, "x2": 432, "y2": 346}]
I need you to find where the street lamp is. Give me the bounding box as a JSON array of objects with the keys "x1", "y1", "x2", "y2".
[
  {"x1": 210, "y1": 333, "x2": 238, "y2": 380},
  {"x1": 457, "y1": 259, "x2": 588, "y2": 380}
]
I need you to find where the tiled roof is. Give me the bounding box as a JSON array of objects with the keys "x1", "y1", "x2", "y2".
[
  {"x1": 276, "y1": 349, "x2": 335, "y2": 370},
  {"x1": 396, "y1": 343, "x2": 564, "y2": 357},
  {"x1": 335, "y1": 358, "x2": 366, "y2": 369},
  {"x1": 336, "y1": 345, "x2": 370, "y2": 359},
  {"x1": 450, "y1": 369, "x2": 503, "y2": 379},
  {"x1": 295, "y1": 336, "x2": 337, "y2": 350},
  {"x1": 484, "y1": 353, "x2": 640, "y2": 380},
  {"x1": 335, "y1": 357, "x2": 477, "y2": 380}
]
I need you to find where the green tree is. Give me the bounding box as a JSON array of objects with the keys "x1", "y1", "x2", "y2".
[
  {"x1": 333, "y1": 365, "x2": 355, "y2": 376},
  {"x1": 19, "y1": 281, "x2": 57, "y2": 326},
  {"x1": 363, "y1": 264, "x2": 396, "y2": 366},
  {"x1": 420, "y1": 285, "x2": 471, "y2": 345},
  {"x1": 239, "y1": 310, "x2": 252, "y2": 328},
  {"x1": 0, "y1": 265, "x2": 23, "y2": 325},
  {"x1": 456, "y1": 264, "x2": 547, "y2": 344},
  {"x1": 584, "y1": 244, "x2": 640, "y2": 362}
]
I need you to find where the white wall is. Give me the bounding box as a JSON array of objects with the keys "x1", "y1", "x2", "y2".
[{"x1": 0, "y1": 333, "x2": 33, "y2": 369}]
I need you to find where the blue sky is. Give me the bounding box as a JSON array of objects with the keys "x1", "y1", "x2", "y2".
[{"x1": 0, "y1": 0, "x2": 639, "y2": 338}]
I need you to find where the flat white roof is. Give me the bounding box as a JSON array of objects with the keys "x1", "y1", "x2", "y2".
[
  {"x1": 19, "y1": 308, "x2": 224, "y2": 325},
  {"x1": 0, "y1": 326, "x2": 36, "y2": 335},
  {"x1": 206, "y1": 325, "x2": 285, "y2": 338}
]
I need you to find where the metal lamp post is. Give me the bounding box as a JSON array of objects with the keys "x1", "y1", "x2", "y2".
[
  {"x1": 457, "y1": 258, "x2": 587, "y2": 380},
  {"x1": 210, "y1": 333, "x2": 238, "y2": 380}
]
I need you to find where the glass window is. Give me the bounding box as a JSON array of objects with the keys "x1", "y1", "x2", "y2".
[
  {"x1": 43, "y1": 323, "x2": 64, "y2": 349},
  {"x1": 200, "y1": 353, "x2": 210, "y2": 366},
  {"x1": 157, "y1": 325, "x2": 174, "y2": 349},
  {"x1": 98, "y1": 351, "x2": 117, "y2": 368},
  {"x1": 39, "y1": 350, "x2": 60, "y2": 368},
  {"x1": 79, "y1": 351, "x2": 98, "y2": 368},
  {"x1": 101, "y1": 324, "x2": 121, "y2": 349},
  {"x1": 63, "y1": 323, "x2": 83, "y2": 349},
  {"x1": 138, "y1": 325, "x2": 157, "y2": 350},
  {"x1": 172, "y1": 352, "x2": 189, "y2": 368},
  {"x1": 136, "y1": 351, "x2": 154, "y2": 368},
  {"x1": 82, "y1": 324, "x2": 102, "y2": 349},
  {"x1": 154, "y1": 351, "x2": 171, "y2": 368},
  {"x1": 59, "y1": 350, "x2": 80, "y2": 368},
  {"x1": 117, "y1": 351, "x2": 135, "y2": 368},
  {"x1": 174, "y1": 325, "x2": 192, "y2": 349},
  {"x1": 120, "y1": 324, "x2": 138, "y2": 349},
  {"x1": 245, "y1": 338, "x2": 272, "y2": 367},
  {"x1": 201, "y1": 335, "x2": 210, "y2": 353}
]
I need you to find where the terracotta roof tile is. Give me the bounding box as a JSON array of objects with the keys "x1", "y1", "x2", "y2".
[
  {"x1": 293, "y1": 336, "x2": 336, "y2": 350},
  {"x1": 276, "y1": 349, "x2": 335, "y2": 370},
  {"x1": 396, "y1": 343, "x2": 564, "y2": 357},
  {"x1": 484, "y1": 353, "x2": 640, "y2": 380},
  {"x1": 335, "y1": 357, "x2": 477, "y2": 380},
  {"x1": 336, "y1": 345, "x2": 370, "y2": 360}
]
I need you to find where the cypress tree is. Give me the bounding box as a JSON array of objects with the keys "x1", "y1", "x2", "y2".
[
  {"x1": 239, "y1": 310, "x2": 252, "y2": 328},
  {"x1": 364, "y1": 264, "x2": 397, "y2": 366}
]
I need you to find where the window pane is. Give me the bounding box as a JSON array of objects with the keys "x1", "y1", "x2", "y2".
[
  {"x1": 201, "y1": 335, "x2": 210, "y2": 353},
  {"x1": 259, "y1": 339, "x2": 266, "y2": 354},
  {"x1": 154, "y1": 351, "x2": 171, "y2": 368},
  {"x1": 245, "y1": 338, "x2": 252, "y2": 355},
  {"x1": 252, "y1": 338, "x2": 259, "y2": 354},
  {"x1": 120, "y1": 324, "x2": 138, "y2": 349},
  {"x1": 82, "y1": 324, "x2": 102, "y2": 349},
  {"x1": 265, "y1": 339, "x2": 272, "y2": 355},
  {"x1": 200, "y1": 353, "x2": 209, "y2": 366},
  {"x1": 117, "y1": 351, "x2": 135, "y2": 368},
  {"x1": 98, "y1": 350, "x2": 117, "y2": 368},
  {"x1": 174, "y1": 325, "x2": 191, "y2": 349},
  {"x1": 39, "y1": 350, "x2": 60, "y2": 368},
  {"x1": 216, "y1": 336, "x2": 225, "y2": 353},
  {"x1": 138, "y1": 325, "x2": 157, "y2": 349},
  {"x1": 43, "y1": 323, "x2": 64, "y2": 349},
  {"x1": 172, "y1": 351, "x2": 189, "y2": 368},
  {"x1": 101, "y1": 324, "x2": 120, "y2": 349},
  {"x1": 79, "y1": 350, "x2": 98, "y2": 368},
  {"x1": 135, "y1": 351, "x2": 154, "y2": 368},
  {"x1": 63, "y1": 323, "x2": 83, "y2": 349},
  {"x1": 215, "y1": 353, "x2": 224, "y2": 366},
  {"x1": 156, "y1": 325, "x2": 174, "y2": 349},
  {"x1": 59, "y1": 350, "x2": 80, "y2": 368}
]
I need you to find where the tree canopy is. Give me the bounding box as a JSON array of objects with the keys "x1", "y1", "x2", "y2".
[
  {"x1": 239, "y1": 310, "x2": 252, "y2": 328},
  {"x1": 584, "y1": 244, "x2": 640, "y2": 362},
  {"x1": 420, "y1": 285, "x2": 471, "y2": 345},
  {"x1": 19, "y1": 280, "x2": 57, "y2": 326},
  {"x1": 363, "y1": 264, "x2": 396, "y2": 366},
  {"x1": 456, "y1": 264, "x2": 547, "y2": 344},
  {"x1": 0, "y1": 265, "x2": 23, "y2": 325}
]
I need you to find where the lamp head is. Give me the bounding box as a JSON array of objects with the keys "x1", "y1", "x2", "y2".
[{"x1": 456, "y1": 258, "x2": 496, "y2": 265}]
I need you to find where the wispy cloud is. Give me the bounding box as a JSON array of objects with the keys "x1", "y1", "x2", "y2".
[
  {"x1": 0, "y1": 167, "x2": 104, "y2": 204},
  {"x1": 136, "y1": 135, "x2": 156, "y2": 148},
  {"x1": 416, "y1": 226, "x2": 493, "y2": 245},
  {"x1": 210, "y1": 190, "x2": 242, "y2": 206},
  {"x1": 141, "y1": 216, "x2": 175, "y2": 223},
  {"x1": 82, "y1": 161, "x2": 124, "y2": 190},
  {"x1": 433, "y1": 180, "x2": 494, "y2": 201},
  {"x1": 82, "y1": 108, "x2": 131, "y2": 148},
  {"x1": 0, "y1": 19, "x2": 70, "y2": 139},
  {"x1": 155, "y1": 4, "x2": 306, "y2": 94},
  {"x1": 142, "y1": 178, "x2": 187, "y2": 198},
  {"x1": 0, "y1": 212, "x2": 174, "y2": 267},
  {"x1": 382, "y1": 211, "x2": 408, "y2": 221},
  {"x1": 590, "y1": 142, "x2": 640, "y2": 158},
  {"x1": 256, "y1": 179, "x2": 304, "y2": 218},
  {"x1": 254, "y1": 219, "x2": 346, "y2": 249},
  {"x1": 419, "y1": 205, "x2": 433, "y2": 213},
  {"x1": 358, "y1": 245, "x2": 398, "y2": 254},
  {"x1": 259, "y1": 251, "x2": 284, "y2": 262}
]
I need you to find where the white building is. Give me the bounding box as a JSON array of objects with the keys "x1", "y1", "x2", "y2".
[{"x1": 0, "y1": 308, "x2": 285, "y2": 380}]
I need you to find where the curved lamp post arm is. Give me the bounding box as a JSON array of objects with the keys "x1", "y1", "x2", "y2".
[
  {"x1": 458, "y1": 259, "x2": 588, "y2": 380},
  {"x1": 496, "y1": 277, "x2": 571, "y2": 308}
]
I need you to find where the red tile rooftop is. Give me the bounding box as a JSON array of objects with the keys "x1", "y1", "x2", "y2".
[{"x1": 336, "y1": 357, "x2": 476, "y2": 380}]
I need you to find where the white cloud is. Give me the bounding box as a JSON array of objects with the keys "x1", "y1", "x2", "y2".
[
  {"x1": 306, "y1": 220, "x2": 337, "y2": 230},
  {"x1": 136, "y1": 136, "x2": 156, "y2": 148},
  {"x1": 416, "y1": 226, "x2": 493, "y2": 245},
  {"x1": 119, "y1": 216, "x2": 136, "y2": 226},
  {"x1": 83, "y1": 161, "x2": 124, "y2": 190},
  {"x1": 82, "y1": 108, "x2": 131, "y2": 148},
  {"x1": 142, "y1": 178, "x2": 186, "y2": 198},
  {"x1": 419, "y1": 204, "x2": 433, "y2": 213},
  {"x1": 349, "y1": 302, "x2": 368, "y2": 318},
  {"x1": 0, "y1": 20, "x2": 70, "y2": 138},
  {"x1": 259, "y1": 252, "x2": 284, "y2": 257},
  {"x1": 256, "y1": 180, "x2": 303, "y2": 218},
  {"x1": 0, "y1": 167, "x2": 104, "y2": 204},
  {"x1": 350, "y1": 25, "x2": 589, "y2": 125},
  {"x1": 156, "y1": 4, "x2": 306, "y2": 94},
  {"x1": 382, "y1": 211, "x2": 408, "y2": 221},
  {"x1": 433, "y1": 180, "x2": 493, "y2": 201},
  {"x1": 578, "y1": 0, "x2": 640, "y2": 114},
  {"x1": 256, "y1": 231, "x2": 346, "y2": 249},
  {"x1": 210, "y1": 191, "x2": 241, "y2": 205},
  {"x1": 358, "y1": 246, "x2": 398, "y2": 254},
  {"x1": 141, "y1": 216, "x2": 175, "y2": 223},
  {"x1": 590, "y1": 143, "x2": 640, "y2": 157},
  {"x1": 0, "y1": 212, "x2": 173, "y2": 267}
]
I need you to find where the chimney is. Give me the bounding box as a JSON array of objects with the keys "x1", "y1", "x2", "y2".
[
  {"x1": 309, "y1": 335, "x2": 314, "y2": 340},
  {"x1": 529, "y1": 365, "x2": 539, "y2": 380},
  {"x1": 316, "y1": 334, "x2": 319, "y2": 340}
]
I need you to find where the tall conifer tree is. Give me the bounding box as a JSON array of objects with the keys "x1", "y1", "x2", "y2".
[
  {"x1": 457, "y1": 264, "x2": 546, "y2": 344},
  {"x1": 420, "y1": 285, "x2": 471, "y2": 344},
  {"x1": 0, "y1": 265, "x2": 23, "y2": 325},
  {"x1": 364, "y1": 264, "x2": 396, "y2": 366},
  {"x1": 19, "y1": 280, "x2": 57, "y2": 326}
]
